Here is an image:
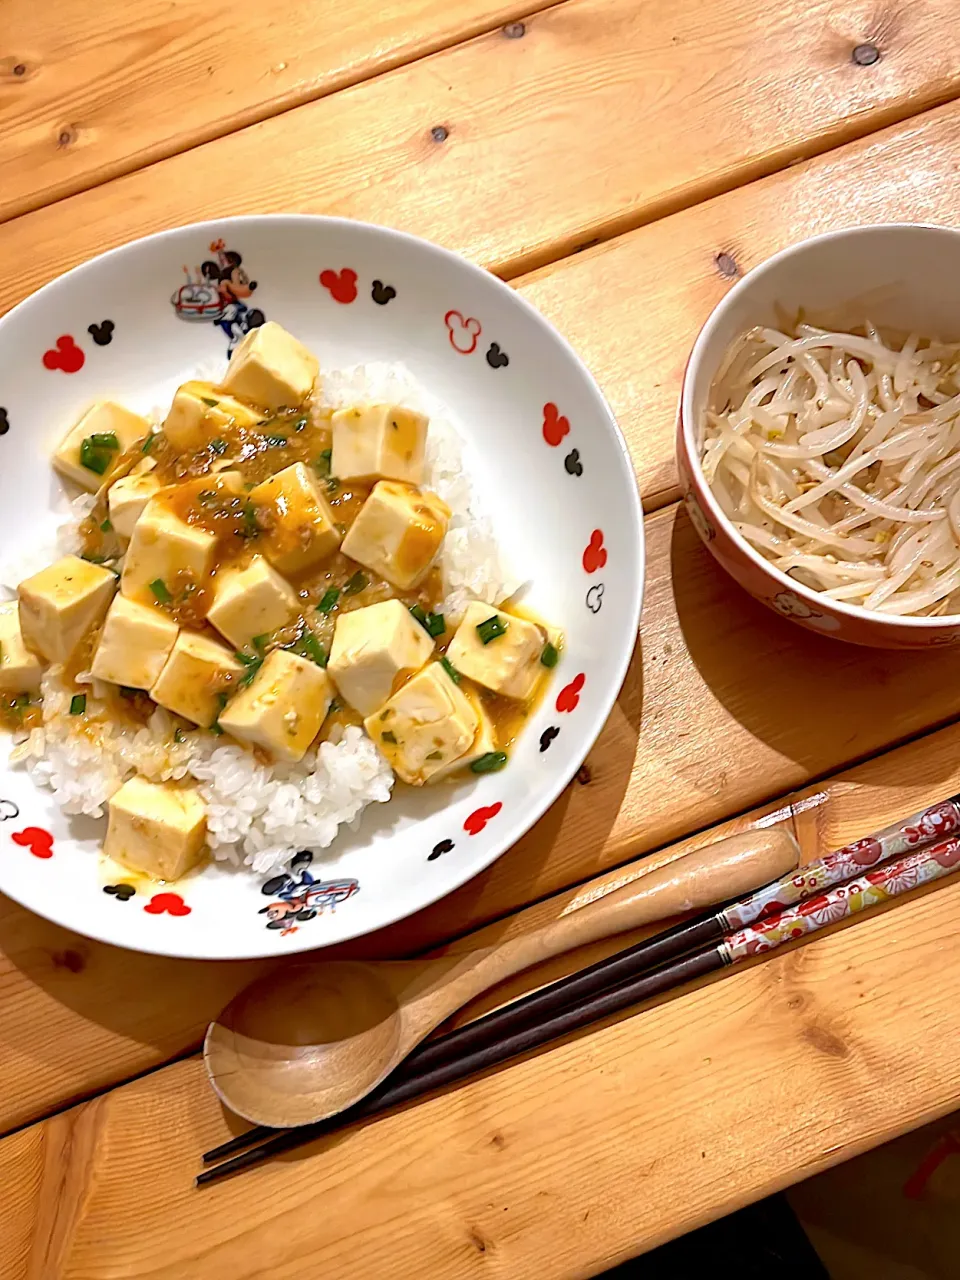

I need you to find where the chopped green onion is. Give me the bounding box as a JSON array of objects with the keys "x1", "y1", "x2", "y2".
[
  {"x1": 141, "y1": 433, "x2": 156, "y2": 454},
  {"x1": 470, "y1": 751, "x2": 508, "y2": 774},
  {"x1": 327, "y1": 478, "x2": 339, "y2": 495},
  {"x1": 209, "y1": 691, "x2": 229, "y2": 734},
  {"x1": 316, "y1": 587, "x2": 340, "y2": 615},
  {"x1": 210, "y1": 439, "x2": 228, "y2": 455},
  {"x1": 343, "y1": 571, "x2": 367, "y2": 595},
  {"x1": 234, "y1": 650, "x2": 259, "y2": 666},
  {"x1": 409, "y1": 604, "x2": 445, "y2": 638},
  {"x1": 540, "y1": 642, "x2": 559, "y2": 669},
  {"x1": 200, "y1": 397, "x2": 219, "y2": 408},
  {"x1": 314, "y1": 449, "x2": 332, "y2": 477},
  {"x1": 239, "y1": 501, "x2": 259, "y2": 538},
  {"x1": 293, "y1": 416, "x2": 308, "y2": 432},
  {"x1": 69, "y1": 694, "x2": 86, "y2": 716},
  {"x1": 79, "y1": 437, "x2": 113, "y2": 475},
  {"x1": 251, "y1": 634, "x2": 269, "y2": 655},
  {"x1": 381, "y1": 730, "x2": 397, "y2": 745},
  {"x1": 149, "y1": 578, "x2": 172, "y2": 605},
  {"x1": 209, "y1": 722, "x2": 224, "y2": 736},
  {"x1": 328, "y1": 697, "x2": 341, "y2": 714},
  {"x1": 12, "y1": 692, "x2": 31, "y2": 709},
  {"x1": 476, "y1": 614, "x2": 508, "y2": 645},
  {"x1": 238, "y1": 660, "x2": 263, "y2": 688},
  {"x1": 264, "y1": 435, "x2": 287, "y2": 447},
  {"x1": 286, "y1": 630, "x2": 327, "y2": 667},
  {"x1": 440, "y1": 656, "x2": 461, "y2": 684},
  {"x1": 89, "y1": 432, "x2": 119, "y2": 449},
  {"x1": 173, "y1": 727, "x2": 186, "y2": 744}
]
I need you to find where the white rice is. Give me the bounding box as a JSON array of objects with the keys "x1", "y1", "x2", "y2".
[{"x1": 2, "y1": 360, "x2": 515, "y2": 878}]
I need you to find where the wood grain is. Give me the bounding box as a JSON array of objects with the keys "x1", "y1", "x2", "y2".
[
  {"x1": 3, "y1": 0, "x2": 960, "y2": 310},
  {"x1": 9, "y1": 502, "x2": 960, "y2": 1132},
  {"x1": 4, "y1": 782, "x2": 960, "y2": 1276},
  {"x1": 519, "y1": 98, "x2": 960, "y2": 509},
  {"x1": 0, "y1": 0, "x2": 550, "y2": 222}
]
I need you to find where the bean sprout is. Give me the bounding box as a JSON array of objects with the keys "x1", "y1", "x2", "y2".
[{"x1": 701, "y1": 323, "x2": 960, "y2": 616}]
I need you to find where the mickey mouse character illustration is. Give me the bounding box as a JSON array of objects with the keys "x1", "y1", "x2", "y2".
[
  {"x1": 258, "y1": 851, "x2": 360, "y2": 934},
  {"x1": 170, "y1": 239, "x2": 267, "y2": 352}
]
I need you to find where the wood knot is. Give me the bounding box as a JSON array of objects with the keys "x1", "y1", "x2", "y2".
[
  {"x1": 714, "y1": 251, "x2": 740, "y2": 279},
  {"x1": 491, "y1": 1131, "x2": 506, "y2": 1149},
  {"x1": 852, "y1": 42, "x2": 880, "y2": 66},
  {"x1": 430, "y1": 124, "x2": 449, "y2": 143},
  {"x1": 576, "y1": 764, "x2": 591, "y2": 785},
  {"x1": 804, "y1": 1024, "x2": 849, "y2": 1058},
  {"x1": 57, "y1": 124, "x2": 78, "y2": 148},
  {"x1": 2, "y1": 58, "x2": 31, "y2": 80},
  {"x1": 503, "y1": 21, "x2": 526, "y2": 38}
]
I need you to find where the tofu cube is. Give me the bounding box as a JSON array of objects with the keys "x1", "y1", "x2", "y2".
[
  {"x1": 446, "y1": 602, "x2": 545, "y2": 701},
  {"x1": 341, "y1": 482, "x2": 450, "y2": 590},
  {"x1": 18, "y1": 556, "x2": 116, "y2": 665},
  {"x1": 105, "y1": 777, "x2": 206, "y2": 881},
  {"x1": 53, "y1": 402, "x2": 152, "y2": 492},
  {"x1": 250, "y1": 462, "x2": 340, "y2": 576},
  {"x1": 328, "y1": 599, "x2": 434, "y2": 717},
  {"x1": 331, "y1": 404, "x2": 428, "y2": 485},
  {"x1": 0, "y1": 601, "x2": 44, "y2": 693},
  {"x1": 218, "y1": 648, "x2": 333, "y2": 763},
  {"x1": 363, "y1": 660, "x2": 478, "y2": 785},
  {"x1": 429, "y1": 692, "x2": 497, "y2": 782},
  {"x1": 206, "y1": 556, "x2": 298, "y2": 650},
  {"x1": 108, "y1": 471, "x2": 165, "y2": 541},
  {"x1": 120, "y1": 496, "x2": 218, "y2": 607},
  {"x1": 162, "y1": 380, "x2": 265, "y2": 453},
  {"x1": 150, "y1": 630, "x2": 244, "y2": 727},
  {"x1": 220, "y1": 322, "x2": 319, "y2": 410},
  {"x1": 91, "y1": 595, "x2": 179, "y2": 690}
]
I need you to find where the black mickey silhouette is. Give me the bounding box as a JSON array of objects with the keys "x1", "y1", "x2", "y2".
[
  {"x1": 564, "y1": 449, "x2": 583, "y2": 477},
  {"x1": 371, "y1": 280, "x2": 396, "y2": 305},
  {"x1": 104, "y1": 883, "x2": 136, "y2": 901},
  {"x1": 428, "y1": 838, "x2": 455, "y2": 861},
  {"x1": 485, "y1": 343, "x2": 509, "y2": 368},
  {"x1": 0, "y1": 408, "x2": 8, "y2": 436},
  {"x1": 88, "y1": 320, "x2": 115, "y2": 346},
  {"x1": 539, "y1": 727, "x2": 560, "y2": 752}
]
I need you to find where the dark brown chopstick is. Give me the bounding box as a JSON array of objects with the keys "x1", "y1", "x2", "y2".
[
  {"x1": 198, "y1": 947, "x2": 721, "y2": 1184},
  {"x1": 202, "y1": 912, "x2": 723, "y2": 1167},
  {"x1": 199, "y1": 794, "x2": 960, "y2": 1183}
]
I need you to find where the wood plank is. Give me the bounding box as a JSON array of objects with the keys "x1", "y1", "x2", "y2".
[
  {"x1": 5, "y1": 736, "x2": 960, "y2": 1277},
  {"x1": 3, "y1": 0, "x2": 960, "y2": 306},
  {"x1": 0, "y1": 0, "x2": 548, "y2": 222},
  {"x1": 9, "y1": 500, "x2": 960, "y2": 1132},
  {"x1": 519, "y1": 98, "x2": 960, "y2": 510}
]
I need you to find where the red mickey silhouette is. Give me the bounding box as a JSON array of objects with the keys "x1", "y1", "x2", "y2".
[
  {"x1": 582, "y1": 529, "x2": 607, "y2": 573},
  {"x1": 556, "y1": 673, "x2": 585, "y2": 713},
  {"x1": 542, "y1": 403, "x2": 571, "y2": 447},
  {"x1": 144, "y1": 892, "x2": 191, "y2": 916},
  {"x1": 463, "y1": 802, "x2": 502, "y2": 835},
  {"x1": 444, "y1": 310, "x2": 482, "y2": 354},
  {"x1": 43, "y1": 336, "x2": 85, "y2": 374},
  {"x1": 11, "y1": 827, "x2": 54, "y2": 858},
  {"x1": 319, "y1": 268, "x2": 358, "y2": 304}
]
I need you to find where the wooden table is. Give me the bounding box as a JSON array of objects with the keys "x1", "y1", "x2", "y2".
[{"x1": 5, "y1": 2, "x2": 960, "y2": 1275}]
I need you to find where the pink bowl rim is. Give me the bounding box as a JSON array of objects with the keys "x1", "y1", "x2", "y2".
[{"x1": 679, "y1": 221, "x2": 960, "y2": 631}]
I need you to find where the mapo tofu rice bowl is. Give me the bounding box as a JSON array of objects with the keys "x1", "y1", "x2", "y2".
[{"x1": 0, "y1": 217, "x2": 642, "y2": 957}]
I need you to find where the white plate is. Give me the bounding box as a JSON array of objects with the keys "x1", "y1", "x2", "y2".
[{"x1": 0, "y1": 216, "x2": 643, "y2": 958}]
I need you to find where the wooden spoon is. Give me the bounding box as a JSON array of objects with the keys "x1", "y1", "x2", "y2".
[{"x1": 205, "y1": 826, "x2": 798, "y2": 1126}]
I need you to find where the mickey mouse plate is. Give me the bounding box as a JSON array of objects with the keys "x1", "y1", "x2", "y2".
[{"x1": 0, "y1": 216, "x2": 643, "y2": 958}]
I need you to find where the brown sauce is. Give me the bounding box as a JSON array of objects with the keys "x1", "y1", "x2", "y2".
[{"x1": 8, "y1": 380, "x2": 560, "y2": 776}]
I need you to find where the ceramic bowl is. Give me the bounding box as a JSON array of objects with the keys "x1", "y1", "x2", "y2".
[
  {"x1": 678, "y1": 223, "x2": 960, "y2": 648},
  {"x1": 0, "y1": 215, "x2": 643, "y2": 958}
]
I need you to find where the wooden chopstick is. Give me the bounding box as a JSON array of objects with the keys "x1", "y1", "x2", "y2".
[{"x1": 199, "y1": 796, "x2": 960, "y2": 1184}]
